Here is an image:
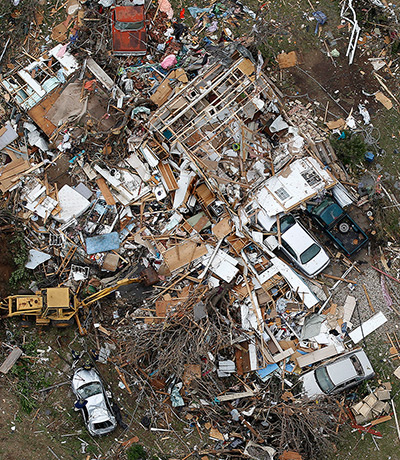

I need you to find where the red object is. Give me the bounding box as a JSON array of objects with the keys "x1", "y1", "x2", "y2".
[
  {"x1": 112, "y1": 6, "x2": 147, "y2": 56},
  {"x1": 179, "y1": 8, "x2": 185, "y2": 19},
  {"x1": 84, "y1": 79, "x2": 97, "y2": 91},
  {"x1": 350, "y1": 422, "x2": 383, "y2": 438}
]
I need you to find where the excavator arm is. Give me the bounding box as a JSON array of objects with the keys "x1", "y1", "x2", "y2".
[{"x1": 77, "y1": 277, "x2": 142, "y2": 308}]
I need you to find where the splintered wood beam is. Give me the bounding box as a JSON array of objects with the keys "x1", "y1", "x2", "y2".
[{"x1": 0, "y1": 347, "x2": 22, "y2": 374}]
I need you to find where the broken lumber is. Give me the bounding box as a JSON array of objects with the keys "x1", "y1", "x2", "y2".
[{"x1": 0, "y1": 347, "x2": 22, "y2": 374}]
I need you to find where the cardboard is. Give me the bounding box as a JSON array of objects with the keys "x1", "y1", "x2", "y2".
[
  {"x1": 326, "y1": 118, "x2": 346, "y2": 130},
  {"x1": 150, "y1": 80, "x2": 173, "y2": 106}
]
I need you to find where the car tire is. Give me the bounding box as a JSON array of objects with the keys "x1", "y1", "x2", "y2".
[{"x1": 339, "y1": 222, "x2": 350, "y2": 233}]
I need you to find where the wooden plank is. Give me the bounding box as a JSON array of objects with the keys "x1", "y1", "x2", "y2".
[
  {"x1": 0, "y1": 347, "x2": 23, "y2": 374},
  {"x1": 296, "y1": 345, "x2": 339, "y2": 368},
  {"x1": 195, "y1": 184, "x2": 215, "y2": 207},
  {"x1": 96, "y1": 177, "x2": 116, "y2": 205},
  {"x1": 322, "y1": 273, "x2": 357, "y2": 284},
  {"x1": 349, "y1": 311, "x2": 387, "y2": 344},
  {"x1": 0, "y1": 161, "x2": 31, "y2": 183},
  {"x1": 343, "y1": 295, "x2": 356, "y2": 325},
  {"x1": 362, "y1": 284, "x2": 375, "y2": 313},
  {"x1": 158, "y1": 162, "x2": 178, "y2": 191},
  {"x1": 162, "y1": 240, "x2": 207, "y2": 272},
  {"x1": 212, "y1": 216, "x2": 232, "y2": 240},
  {"x1": 216, "y1": 391, "x2": 254, "y2": 402},
  {"x1": 27, "y1": 87, "x2": 62, "y2": 136},
  {"x1": 86, "y1": 58, "x2": 125, "y2": 98},
  {"x1": 370, "y1": 415, "x2": 392, "y2": 426}
]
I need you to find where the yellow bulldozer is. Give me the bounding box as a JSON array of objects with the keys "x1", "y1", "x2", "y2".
[{"x1": 0, "y1": 267, "x2": 158, "y2": 334}]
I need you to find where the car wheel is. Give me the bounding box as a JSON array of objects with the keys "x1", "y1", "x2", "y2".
[{"x1": 339, "y1": 222, "x2": 350, "y2": 233}]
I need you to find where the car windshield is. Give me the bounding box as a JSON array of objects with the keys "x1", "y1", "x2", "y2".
[
  {"x1": 77, "y1": 382, "x2": 102, "y2": 399},
  {"x1": 319, "y1": 203, "x2": 343, "y2": 225},
  {"x1": 271, "y1": 215, "x2": 295, "y2": 234},
  {"x1": 114, "y1": 20, "x2": 144, "y2": 31},
  {"x1": 300, "y1": 243, "x2": 321, "y2": 264},
  {"x1": 315, "y1": 366, "x2": 335, "y2": 393}
]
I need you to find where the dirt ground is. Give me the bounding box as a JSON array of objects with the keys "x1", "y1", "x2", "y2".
[
  {"x1": 0, "y1": 233, "x2": 16, "y2": 298},
  {"x1": 288, "y1": 48, "x2": 382, "y2": 118},
  {"x1": 1, "y1": 0, "x2": 400, "y2": 459}
]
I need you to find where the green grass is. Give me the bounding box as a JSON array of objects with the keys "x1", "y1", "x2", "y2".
[{"x1": 328, "y1": 323, "x2": 400, "y2": 460}]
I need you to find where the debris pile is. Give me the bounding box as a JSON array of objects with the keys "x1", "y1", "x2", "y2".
[{"x1": 0, "y1": 1, "x2": 399, "y2": 459}]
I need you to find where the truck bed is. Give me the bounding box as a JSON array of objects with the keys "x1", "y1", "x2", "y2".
[{"x1": 327, "y1": 215, "x2": 368, "y2": 255}]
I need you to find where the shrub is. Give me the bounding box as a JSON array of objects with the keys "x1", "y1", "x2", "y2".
[
  {"x1": 330, "y1": 131, "x2": 367, "y2": 166},
  {"x1": 127, "y1": 445, "x2": 147, "y2": 460}
]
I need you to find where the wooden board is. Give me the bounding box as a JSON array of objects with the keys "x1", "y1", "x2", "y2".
[
  {"x1": 150, "y1": 81, "x2": 173, "y2": 106},
  {"x1": 96, "y1": 177, "x2": 116, "y2": 205},
  {"x1": 158, "y1": 162, "x2": 178, "y2": 191},
  {"x1": 217, "y1": 391, "x2": 254, "y2": 402},
  {"x1": 296, "y1": 345, "x2": 339, "y2": 368},
  {"x1": 235, "y1": 341, "x2": 251, "y2": 375},
  {"x1": 212, "y1": 216, "x2": 232, "y2": 239},
  {"x1": 375, "y1": 91, "x2": 393, "y2": 110},
  {"x1": 0, "y1": 347, "x2": 22, "y2": 374},
  {"x1": 349, "y1": 311, "x2": 387, "y2": 344},
  {"x1": 162, "y1": 240, "x2": 207, "y2": 272},
  {"x1": 195, "y1": 184, "x2": 215, "y2": 207},
  {"x1": 370, "y1": 415, "x2": 392, "y2": 426},
  {"x1": 0, "y1": 159, "x2": 32, "y2": 192},
  {"x1": 27, "y1": 87, "x2": 62, "y2": 136}
]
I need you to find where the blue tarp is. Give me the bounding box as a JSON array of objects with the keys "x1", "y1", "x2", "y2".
[{"x1": 86, "y1": 232, "x2": 120, "y2": 255}]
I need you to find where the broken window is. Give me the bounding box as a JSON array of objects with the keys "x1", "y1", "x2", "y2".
[
  {"x1": 301, "y1": 170, "x2": 322, "y2": 187},
  {"x1": 275, "y1": 187, "x2": 290, "y2": 202}
]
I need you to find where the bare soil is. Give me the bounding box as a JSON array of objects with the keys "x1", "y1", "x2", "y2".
[
  {"x1": 288, "y1": 47, "x2": 382, "y2": 118},
  {"x1": 0, "y1": 233, "x2": 16, "y2": 298}
]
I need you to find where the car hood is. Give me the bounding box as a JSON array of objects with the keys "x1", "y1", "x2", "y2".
[
  {"x1": 299, "y1": 370, "x2": 325, "y2": 398},
  {"x1": 72, "y1": 368, "x2": 101, "y2": 391},
  {"x1": 88, "y1": 406, "x2": 113, "y2": 424}
]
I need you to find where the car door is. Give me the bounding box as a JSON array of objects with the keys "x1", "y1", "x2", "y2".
[{"x1": 281, "y1": 239, "x2": 299, "y2": 267}]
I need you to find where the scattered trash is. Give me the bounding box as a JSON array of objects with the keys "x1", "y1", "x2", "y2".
[{"x1": 0, "y1": 1, "x2": 398, "y2": 458}]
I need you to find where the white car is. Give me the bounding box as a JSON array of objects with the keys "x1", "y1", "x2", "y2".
[
  {"x1": 299, "y1": 348, "x2": 375, "y2": 398},
  {"x1": 72, "y1": 367, "x2": 117, "y2": 436},
  {"x1": 264, "y1": 214, "x2": 330, "y2": 277}
]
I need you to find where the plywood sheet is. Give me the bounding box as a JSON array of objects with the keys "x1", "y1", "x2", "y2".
[
  {"x1": 162, "y1": 240, "x2": 207, "y2": 272},
  {"x1": 349, "y1": 311, "x2": 387, "y2": 343},
  {"x1": 150, "y1": 80, "x2": 173, "y2": 106},
  {"x1": 27, "y1": 87, "x2": 62, "y2": 136},
  {"x1": 326, "y1": 118, "x2": 346, "y2": 130},
  {"x1": 212, "y1": 216, "x2": 232, "y2": 239},
  {"x1": 277, "y1": 51, "x2": 298, "y2": 69}
]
